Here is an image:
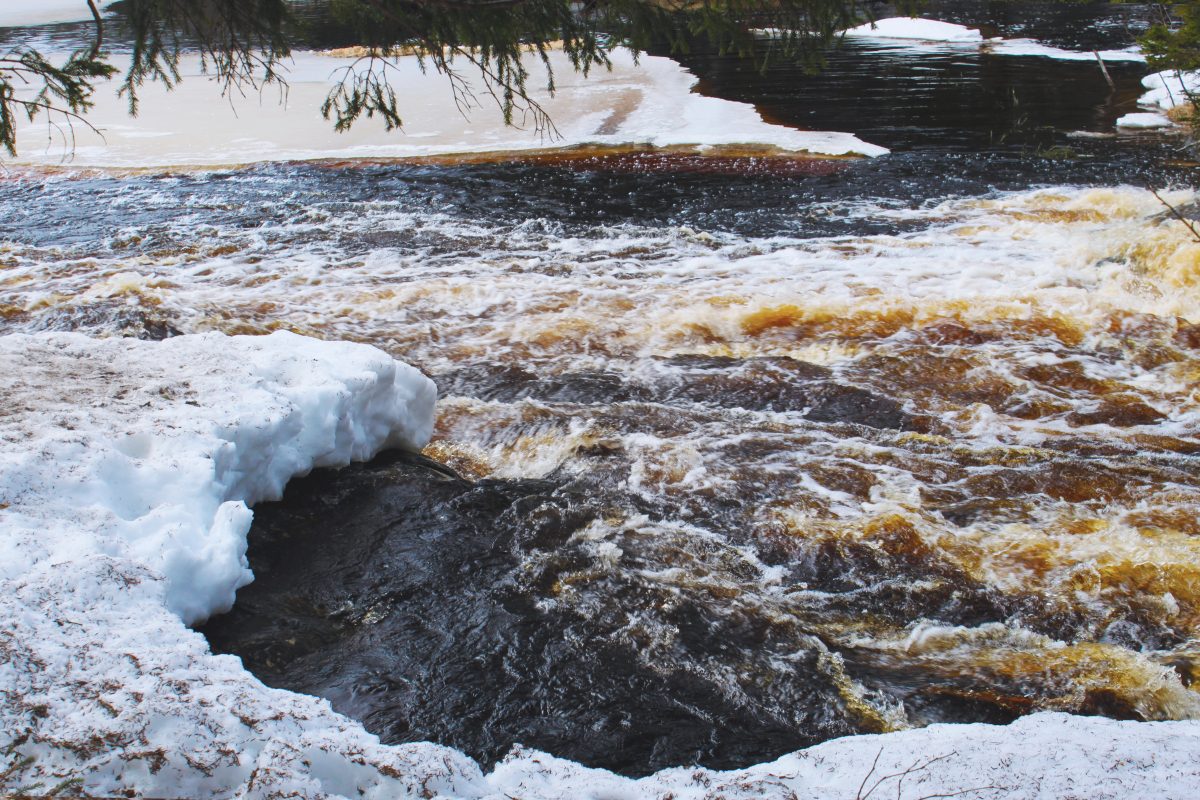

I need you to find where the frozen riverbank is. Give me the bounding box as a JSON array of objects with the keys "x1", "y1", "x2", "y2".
[
  {"x1": 9, "y1": 48, "x2": 886, "y2": 167},
  {"x1": 2, "y1": 331, "x2": 1199, "y2": 798}
]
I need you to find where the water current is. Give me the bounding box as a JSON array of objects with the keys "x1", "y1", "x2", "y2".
[{"x1": 3, "y1": 0, "x2": 1200, "y2": 778}]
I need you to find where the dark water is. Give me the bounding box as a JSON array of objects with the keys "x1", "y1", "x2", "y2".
[{"x1": 671, "y1": 1, "x2": 1154, "y2": 151}]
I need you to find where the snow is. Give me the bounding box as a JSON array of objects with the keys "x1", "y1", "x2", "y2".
[
  {"x1": 987, "y1": 39, "x2": 1146, "y2": 62},
  {"x1": 0, "y1": 331, "x2": 436, "y2": 625},
  {"x1": 484, "y1": 714, "x2": 1200, "y2": 799},
  {"x1": 0, "y1": 332, "x2": 482, "y2": 798},
  {"x1": 0, "y1": 0, "x2": 117, "y2": 28},
  {"x1": 766, "y1": 17, "x2": 1145, "y2": 62},
  {"x1": 1116, "y1": 111, "x2": 1174, "y2": 128},
  {"x1": 3, "y1": 330, "x2": 1200, "y2": 798},
  {"x1": 1137, "y1": 70, "x2": 1200, "y2": 111},
  {"x1": 1118, "y1": 70, "x2": 1200, "y2": 130},
  {"x1": 843, "y1": 17, "x2": 984, "y2": 42},
  {"x1": 10, "y1": 48, "x2": 887, "y2": 166}
]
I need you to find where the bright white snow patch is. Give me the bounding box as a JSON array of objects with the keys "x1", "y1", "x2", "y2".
[
  {"x1": 0, "y1": 0, "x2": 117, "y2": 27},
  {"x1": 987, "y1": 39, "x2": 1146, "y2": 62},
  {"x1": 1116, "y1": 111, "x2": 1174, "y2": 128},
  {"x1": 0, "y1": 331, "x2": 436, "y2": 625},
  {"x1": 1138, "y1": 70, "x2": 1200, "y2": 111},
  {"x1": 843, "y1": 17, "x2": 983, "y2": 42},
  {"x1": 10, "y1": 48, "x2": 886, "y2": 166}
]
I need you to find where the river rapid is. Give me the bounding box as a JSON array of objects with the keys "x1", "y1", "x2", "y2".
[{"x1": 3, "y1": 0, "x2": 1200, "y2": 780}]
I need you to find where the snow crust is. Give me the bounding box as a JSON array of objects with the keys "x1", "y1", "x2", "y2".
[
  {"x1": 10, "y1": 48, "x2": 886, "y2": 166},
  {"x1": 0, "y1": 0, "x2": 117, "y2": 28},
  {"x1": 3, "y1": 331, "x2": 1200, "y2": 798}
]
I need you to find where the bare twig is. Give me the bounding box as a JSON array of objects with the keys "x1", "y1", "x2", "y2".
[
  {"x1": 854, "y1": 750, "x2": 999, "y2": 800},
  {"x1": 1149, "y1": 185, "x2": 1200, "y2": 243}
]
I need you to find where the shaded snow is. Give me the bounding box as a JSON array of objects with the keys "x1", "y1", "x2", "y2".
[
  {"x1": 3, "y1": 331, "x2": 1200, "y2": 798},
  {"x1": 0, "y1": 0, "x2": 117, "y2": 28},
  {"x1": 986, "y1": 38, "x2": 1145, "y2": 62},
  {"x1": 843, "y1": 17, "x2": 983, "y2": 42}
]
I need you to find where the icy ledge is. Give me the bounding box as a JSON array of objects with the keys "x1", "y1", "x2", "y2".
[{"x1": 2, "y1": 332, "x2": 1199, "y2": 798}]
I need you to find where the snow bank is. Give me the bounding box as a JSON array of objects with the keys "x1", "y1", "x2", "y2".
[
  {"x1": 1137, "y1": 69, "x2": 1200, "y2": 111},
  {"x1": 843, "y1": 17, "x2": 983, "y2": 42},
  {"x1": 0, "y1": 331, "x2": 436, "y2": 625},
  {"x1": 0, "y1": 332, "x2": 477, "y2": 797},
  {"x1": 0, "y1": 0, "x2": 117, "y2": 28},
  {"x1": 4, "y1": 331, "x2": 1200, "y2": 798},
  {"x1": 1121, "y1": 70, "x2": 1198, "y2": 129},
  {"x1": 10, "y1": 48, "x2": 886, "y2": 166}
]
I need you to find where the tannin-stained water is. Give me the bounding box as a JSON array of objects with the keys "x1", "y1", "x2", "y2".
[{"x1": 3, "y1": 3, "x2": 1200, "y2": 775}]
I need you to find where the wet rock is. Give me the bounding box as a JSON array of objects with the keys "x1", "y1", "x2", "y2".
[
  {"x1": 437, "y1": 364, "x2": 645, "y2": 404},
  {"x1": 439, "y1": 356, "x2": 915, "y2": 429},
  {"x1": 658, "y1": 356, "x2": 914, "y2": 429},
  {"x1": 28, "y1": 301, "x2": 182, "y2": 340}
]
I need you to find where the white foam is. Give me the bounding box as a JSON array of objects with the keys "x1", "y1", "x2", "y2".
[{"x1": 10, "y1": 48, "x2": 886, "y2": 166}]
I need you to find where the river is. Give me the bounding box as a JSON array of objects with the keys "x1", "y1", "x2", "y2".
[{"x1": 2, "y1": 0, "x2": 1198, "y2": 782}]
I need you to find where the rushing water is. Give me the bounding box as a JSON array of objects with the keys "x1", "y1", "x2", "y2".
[{"x1": 3, "y1": 1, "x2": 1200, "y2": 779}]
